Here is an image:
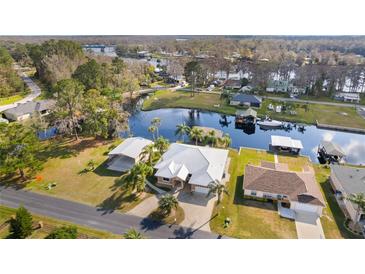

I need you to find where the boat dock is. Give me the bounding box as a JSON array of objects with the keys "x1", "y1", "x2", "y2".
[{"x1": 316, "y1": 120, "x2": 365, "y2": 134}]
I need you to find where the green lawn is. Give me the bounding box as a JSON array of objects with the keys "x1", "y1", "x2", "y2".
[
  {"x1": 210, "y1": 149, "x2": 298, "y2": 239},
  {"x1": 142, "y1": 89, "x2": 239, "y2": 115},
  {"x1": 0, "y1": 94, "x2": 25, "y2": 106},
  {"x1": 17, "y1": 138, "x2": 151, "y2": 213},
  {"x1": 0, "y1": 206, "x2": 121, "y2": 239},
  {"x1": 259, "y1": 99, "x2": 365, "y2": 129}
]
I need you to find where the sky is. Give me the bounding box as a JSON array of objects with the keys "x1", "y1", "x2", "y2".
[{"x1": 1, "y1": 0, "x2": 365, "y2": 35}]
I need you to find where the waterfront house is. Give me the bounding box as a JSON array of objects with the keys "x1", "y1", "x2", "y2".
[
  {"x1": 243, "y1": 163, "x2": 325, "y2": 218},
  {"x1": 329, "y1": 165, "x2": 365, "y2": 229},
  {"x1": 235, "y1": 108, "x2": 257, "y2": 125},
  {"x1": 3, "y1": 100, "x2": 55, "y2": 121},
  {"x1": 224, "y1": 79, "x2": 242, "y2": 90},
  {"x1": 107, "y1": 137, "x2": 153, "y2": 172},
  {"x1": 230, "y1": 94, "x2": 262, "y2": 108},
  {"x1": 154, "y1": 143, "x2": 229, "y2": 194},
  {"x1": 270, "y1": 135, "x2": 303, "y2": 154},
  {"x1": 334, "y1": 92, "x2": 360, "y2": 103},
  {"x1": 318, "y1": 140, "x2": 346, "y2": 163},
  {"x1": 266, "y1": 80, "x2": 290, "y2": 93}
]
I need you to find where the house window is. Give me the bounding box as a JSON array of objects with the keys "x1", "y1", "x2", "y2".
[
  {"x1": 251, "y1": 191, "x2": 257, "y2": 196},
  {"x1": 162, "y1": 177, "x2": 170, "y2": 182}
]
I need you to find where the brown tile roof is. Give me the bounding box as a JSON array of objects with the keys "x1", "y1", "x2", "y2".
[{"x1": 243, "y1": 165, "x2": 324, "y2": 206}]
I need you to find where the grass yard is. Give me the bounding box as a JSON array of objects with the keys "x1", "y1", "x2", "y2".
[
  {"x1": 259, "y1": 99, "x2": 365, "y2": 129},
  {"x1": 142, "y1": 89, "x2": 238, "y2": 115},
  {"x1": 20, "y1": 138, "x2": 151, "y2": 213},
  {"x1": 210, "y1": 148, "x2": 298, "y2": 239},
  {"x1": 0, "y1": 94, "x2": 26, "y2": 106},
  {"x1": 0, "y1": 206, "x2": 121, "y2": 239}
]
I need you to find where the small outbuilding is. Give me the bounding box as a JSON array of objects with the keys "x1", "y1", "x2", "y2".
[
  {"x1": 270, "y1": 135, "x2": 303, "y2": 154},
  {"x1": 235, "y1": 108, "x2": 257, "y2": 125},
  {"x1": 230, "y1": 94, "x2": 262, "y2": 108},
  {"x1": 318, "y1": 140, "x2": 346, "y2": 163}
]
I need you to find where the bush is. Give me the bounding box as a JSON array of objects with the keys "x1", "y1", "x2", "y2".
[
  {"x1": 46, "y1": 226, "x2": 78, "y2": 239},
  {"x1": 9, "y1": 206, "x2": 33, "y2": 239}
]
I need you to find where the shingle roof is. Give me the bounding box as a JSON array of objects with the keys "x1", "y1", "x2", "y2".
[
  {"x1": 231, "y1": 94, "x2": 262, "y2": 104},
  {"x1": 154, "y1": 143, "x2": 229, "y2": 187},
  {"x1": 330, "y1": 165, "x2": 365, "y2": 194},
  {"x1": 108, "y1": 137, "x2": 153, "y2": 159},
  {"x1": 3, "y1": 100, "x2": 55, "y2": 118},
  {"x1": 243, "y1": 165, "x2": 324, "y2": 206}
]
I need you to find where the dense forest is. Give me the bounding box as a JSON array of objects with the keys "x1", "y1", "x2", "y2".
[{"x1": 0, "y1": 47, "x2": 25, "y2": 97}]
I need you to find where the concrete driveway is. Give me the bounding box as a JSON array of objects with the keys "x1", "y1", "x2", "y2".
[
  {"x1": 176, "y1": 191, "x2": 217, "y2": 232},
  {"x1": 295, "y1": 211, "x2": 325, "y2": 239},
  {"x1": 128, "y1": 195, "x2": 159, "y2": 218}
]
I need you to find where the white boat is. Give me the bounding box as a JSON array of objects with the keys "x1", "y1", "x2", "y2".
[{"x1": 257, "y1": 119, "x2": 284, "y2": 128}]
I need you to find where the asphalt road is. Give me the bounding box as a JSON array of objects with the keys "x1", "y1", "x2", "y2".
[
  {"x1": 0, "y1": 186, "x2": 226, "y2": 239},
  {"x1": 0, "y1": 65, "x2": 41, "y2": 112}
]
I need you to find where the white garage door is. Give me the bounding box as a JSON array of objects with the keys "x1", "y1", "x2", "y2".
[
  {"x1": 195, "y1": 186, "x2": 209, "y2": 194},
  {"x1": 292, "y1": 202, "x2": 319, "y2": 214}
]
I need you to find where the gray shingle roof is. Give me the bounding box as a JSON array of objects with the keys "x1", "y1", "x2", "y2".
[
  {"x1": 331, "y1": 165, "x2": 365, "y2": 194},
  {"x1": 3, "y1": 100, "x2": 55, "y2": 118},
  {"x1": 231, "y1": 94, "x2": 262, "y2": 104}
]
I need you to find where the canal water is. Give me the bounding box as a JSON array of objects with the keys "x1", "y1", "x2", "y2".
[{"x1": 125, "y1": 106, "x2": 365, "y2": 165}]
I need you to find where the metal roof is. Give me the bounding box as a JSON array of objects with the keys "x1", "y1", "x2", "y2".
[
  {"x1": 271, "y1": 135, "x2": 303, "y2": 149},
  {"x1": 320, "y1": 140, "x2": 346, "y2": 157},
  {"x1": 108, "y1": 137, "x2": 153, "y2": 159},
  {"x1": 236, "y1": 108, "x2": 257, "y2": 117}
]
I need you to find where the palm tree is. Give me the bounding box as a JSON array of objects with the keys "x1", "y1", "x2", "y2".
[
  {"x1": 207, "y1": 180, "x2": 229, "y2": 204},
  {"x1": 154, "y1": 136, "x2": 170, "y2": 155},
  {"x1": 120, "y1": 162, "x2": 153, "y2": 194},
  {"x1": 139, "y1": 144, "x2": 157, "y2": 166},
  {"x1": 175, "y1": 122, "x2": 191, "y2": 143},
  {"x1": 219, "y1": 133, "x2": 231, "y2": 148},
  {"x1": 148, "y1": 125, "x2": 157, "y2": 140},
  {"x1": 158, "y1": 194, "x2": 179, "y2": 216},
  {"x1": 151, "y1": 117, "x2": 161, "y2": 138},
  {"x1": 346, "y1": 193, "x2": 365, "y2": 222},
  {"x1": 207, "y1": 130, "x2": 218, "y2": 147},
  {"x1": 189, "y1": 127, "x2": 204, "y2": 146},
  {"x1": 123, "y1": 228, "x2": 144, "y2": 239}
]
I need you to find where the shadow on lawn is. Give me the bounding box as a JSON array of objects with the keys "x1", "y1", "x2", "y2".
[
  {"x1": 93, "y1": 159, "x2": 123, "y2": 178},
  {"x1": 97, "y1": 189, "x2": 139, "y2": 215}
]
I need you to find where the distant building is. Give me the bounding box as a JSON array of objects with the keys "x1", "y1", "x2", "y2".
[
  {"x1": 224, "y1": 79, "x2": 242, "y2": 90},
  {"x1": 266, "y1": 80, "x2": 290, "y2": 93},
  {"x1": 330, "y1": 165, "x2": 365, "y2": 229},
  {"x1": 230, "y1": 94, "x2": 262, "y2": 108},
  {"x1": 3, "y1": 100, "x2": 55, "y2": 121},
  {"x1": 334, "y1": 92, "x2": 360, "y2": 103}
]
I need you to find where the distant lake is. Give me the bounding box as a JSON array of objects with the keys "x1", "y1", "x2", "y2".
[{"x1": 124, "y1": 106, "x2": 365, "y2": 165}]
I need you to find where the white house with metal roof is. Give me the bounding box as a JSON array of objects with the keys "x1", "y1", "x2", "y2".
[
  {"x1": 154, "y1": 143, "x2": 229, "y2": 194},
  {"x1": 107, "y1": 137, "x2": 153, "y2": 172}
]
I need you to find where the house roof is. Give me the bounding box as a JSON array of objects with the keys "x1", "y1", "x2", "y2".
[
  {"x1": 224, "y1": 79, "x2": 242, "y2": 87},
  {"x1": 320, "y1": 140, "x2": 345, "y2": 157},
  {"x1": 3, "y1": 100, "x2": 56, "y2": 118},
  {"x1": 271, "y1": 135, "x2": 303, "y2": 149},
  {"x1": 154, "y1": 143, "x2": 229, "y2": 187},
  {"x1": 108, "y1": 137, "x2": 153, "y2": 159},
  {"x1": 231, "y1": 94, "x2": 262, "y2": 104},
  {"x1": 243, "y1": 164, "x2": 324, "y2": 206},
  {"x1": 330, "y1": 165, "x2": 365, "y2": 195},
  {"x1": 236, "y1": 108, "x2": 257, "y2": 118}
]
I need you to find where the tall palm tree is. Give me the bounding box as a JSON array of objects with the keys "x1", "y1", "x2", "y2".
[
  {"x1": 151, "y1": 117, "x2": 161, "y2": 138},
  {"x1": 219, "y1": 133, "x2": 231, "y2": 148},
  {"x1": 154, "y1": 136, "x2": 170, "y2": 155},
  {"x1": 148, "y1": 125, "x2": 157, "y2": 140},
  {"x1": 158, "y1": 194, "x2": 179, "y2": 216},
  {"x1": 207, "y1": 180, "x2": 229, "y2": 204},
  {"x1": 189, "y1": 127, "x2": 204, "y2": 146},
  {"x1": 346, "y1": 193, "x2": 365, "y2": 222},
  {"x1": 123, "y1": 228, "x2": 144, "y2": 239},
  {"x1": 139, "y1": 144, "x2": 157, "y2": 166},
  {"x1": 207, "y1": 130, "x2": 218, "y2": 147},
  {"x1": 175, "y1": 122, "x2": 191, "y2": 143},
  {"x1": 121, "y1": 162, "x2": 153, "y2": 194}
]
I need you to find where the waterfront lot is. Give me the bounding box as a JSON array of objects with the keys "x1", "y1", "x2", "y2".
[
  {"x1": 0, "y1": 206, "x2": 120, "y2": 239},
  {"x1": 19, "y1": 138, "x2": 151, "y2": 213},
  {"x1": 209, "y1": 148, "x2": 360, "y2": 239}
]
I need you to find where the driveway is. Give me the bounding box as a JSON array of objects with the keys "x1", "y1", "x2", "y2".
[
  {"x1": 128, "y1": 195, "x2": 159, "y2": 218},
  {"x1": 295, "y1": 211, "x2": 325, "y2": 239}
]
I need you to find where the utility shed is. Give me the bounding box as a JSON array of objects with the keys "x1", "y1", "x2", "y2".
[{"x1": 270, "y1": 135, "x2": 303, "y2": 154}]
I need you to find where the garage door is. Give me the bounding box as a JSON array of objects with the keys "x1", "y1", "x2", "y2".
[
  {"x1": 292, "y1": 202, "x2": 319, "y2": 214},
  {"x1": 195, "y1": 186, "x2": 209, "y2": 194}
]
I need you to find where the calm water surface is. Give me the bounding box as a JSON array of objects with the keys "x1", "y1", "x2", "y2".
[{"x1": 125, "y1": 107, "x2": 365, "y2": 165}]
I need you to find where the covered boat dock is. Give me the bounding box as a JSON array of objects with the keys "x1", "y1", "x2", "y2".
[
  {"x1": 317, "y1": 140, "x2": 346, "y2": 163},
  {"x1": 235, "y1": 108, "x2": 257, "y2": 125},
  {"x1": 270, "y1": 135, "x2": 303, "y2": 154}
]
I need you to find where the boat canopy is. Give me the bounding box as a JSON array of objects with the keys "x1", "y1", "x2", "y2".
[{"x1": 271, "y1": 135, "x2": 303, "y2": 149}]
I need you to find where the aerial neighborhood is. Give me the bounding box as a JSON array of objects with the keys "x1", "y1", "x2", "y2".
[{"x1": 0, "y1": 36, "x2": 365, "y2": 240}]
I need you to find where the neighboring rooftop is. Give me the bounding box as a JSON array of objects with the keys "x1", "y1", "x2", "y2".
[
  {"x1": 236, "y1": 108, "x2": 257, "y2": 117},
  {"x1": 244, "y1": 164, "x2": 324, "y2": 206},
  {"x1": 231, "y1": 94, "x2": 262, "y2": 104},
  {"x1": 320, "y1": 140, "x2": 346, "y2": 157},
  {"x1": 3, "y1": 100, "x2": 55, "y2": 118},
  {"x1": 154, "y1": 143, "x2": 229, "y2": 187},
  {"x1": 271, "y1": 135, "x2": 303, "y2": 149},
  {"x1": 108, "y1": 137, "x2": 153, "y2": 159},
  {"x1": 331, "y1": 165, "x2": 365, "y2": 195}
]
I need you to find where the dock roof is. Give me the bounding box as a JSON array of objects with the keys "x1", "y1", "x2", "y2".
[
  {"x1": 271, "y1": 135, "x2": 303, "y2": 149},
  {"x1": 320, "y1": 140, "x2": 346, "y2": 157}
]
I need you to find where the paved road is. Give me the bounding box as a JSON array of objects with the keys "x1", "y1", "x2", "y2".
[
  {"x1": 264, "y1": 96, "x2": 361, "y2": 108},
  {"x1": 0, "y1": 65, "x2": 41, "y2": 112},
  {"x1": 0, "y1": 186, "x2": 226, "y2": 239}
]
